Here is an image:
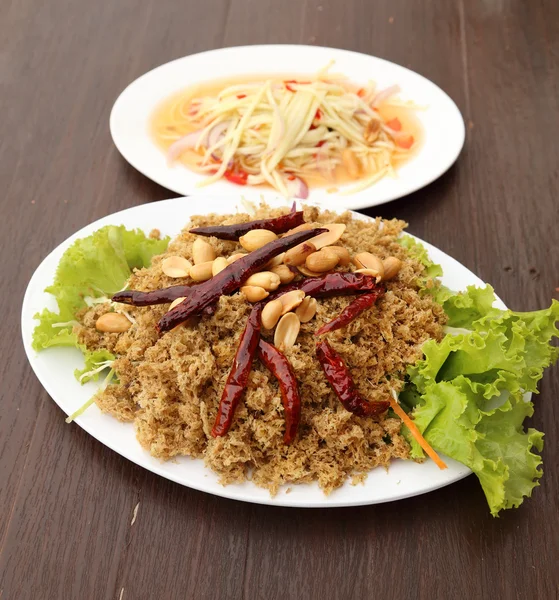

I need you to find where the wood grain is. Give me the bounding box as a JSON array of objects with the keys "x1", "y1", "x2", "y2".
[{"x1": 1, "y1": 0, "x2": 558, "y2": 598}]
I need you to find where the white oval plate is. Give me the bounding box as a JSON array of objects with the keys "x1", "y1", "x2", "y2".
[
  {"x1": 22, "y1": 196, "x2": 493, "y2": 508},
  {"x1": 110, "y1": 45, "x2": 465, "y2": 211}
]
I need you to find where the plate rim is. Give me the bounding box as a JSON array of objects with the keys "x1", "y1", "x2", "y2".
[
  {"x1": 109, "y1": 44, "x2": 466, "y2": 211},
  {"x1": 21, "y1": 195, "x2": 494, "y2": 508}
]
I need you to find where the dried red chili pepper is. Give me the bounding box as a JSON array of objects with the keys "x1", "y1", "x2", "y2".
[
  {"x1": 315, "y1": 290, "x2": 384, "y2": 336},
  {"x1": 190, "y1": 210, "x2": 305, "y2": 241},
  {"x1": 212, "y1": 305, "x2": 262, "y2": 437},
  {"x1": 257, "y1": 338, "x2": 301, "y2": 444},
  {"x1": 315, "y1": 340, "x2": 389, "y2": 417},
  {"x1": 113, "y1": 248, "x2": 369, "y2": 311},
  {"x1": 158, "y1": 228, "x2": 327, "y2": 332},
  {"x1": 112, "y1": 285, "x2": 191, "y2": 306},
  {"x1": 267, "y1": 272, "x2": 381, "y2": 304},
  {"x1": 211, "y1": 273, "x2": 381, "y2": 439},
  {"x1": 112, "y1": 287, "x2": 216, "y2": 316}
]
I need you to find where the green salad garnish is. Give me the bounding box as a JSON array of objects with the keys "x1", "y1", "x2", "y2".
[{"x1": 32, "y1": 225, "x2": 169, "y2": 385}]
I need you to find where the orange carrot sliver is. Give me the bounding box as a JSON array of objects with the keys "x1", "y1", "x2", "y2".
[
  {"x1": 388, "y1": 394, "x2": 447, "y2": 470},
  {"x1": 396, "y1": 135, "x2": 414, "y2": 149},
  {"x1": 386, "y1": 117, "x2": 402, "y2": 131}
]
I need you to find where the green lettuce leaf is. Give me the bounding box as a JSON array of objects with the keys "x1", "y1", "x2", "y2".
[
  {"x1": 439, "y1": 284, "x2": 500, "y2": 327},
  {"x1": 32, "y1": 225, "x2": 169, "y2": 374},
  {"x1": 31, "y1": 309, "x2": 80, "y2": 350},
  {"x1": 406, "y1": 377, "x2": 544, "y2": 516},
  {"x1": 402, "y1": 276, "x2": 558, "y2": 515},
  {"x1": 398, "y1": 234, "x2": 443, "y2": 279},
  {"x1": 74, "y1": 347, "x2": 117, "y2": 384}
]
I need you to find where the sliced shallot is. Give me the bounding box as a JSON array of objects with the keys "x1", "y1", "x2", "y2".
[
  {"x1": 371, "y1": 84, "x2": 401, "y2": 107},
  {"x1": 286, "y1": 176, "x2": 309, "y2": 200},
  {"x1": 167, "y1": 130, "x2": 205, "y2": 163}
]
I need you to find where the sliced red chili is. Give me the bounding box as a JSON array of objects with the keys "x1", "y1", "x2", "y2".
[
  {"x1": 357, "y1": 88, "x2": 366, "y2": 98},
  {"x1": 257, "y1": 338, "x2": 301, "y2": 444},
  {"x1": 284, "y1": 80, "x2": 310, "y2": 92},
  {"x1": 237, "y1": 94, "x2": 247, "y2": 99},
  {"x1": 315, "y1": 108, "x2": 322, "y2": 120},
  {"x1": 316, "y1": 340, "x2": 389, "y2": 417},
  {"x1": 315, "y1": 290, "x2": 384, "y2": 335},
  {"x1": 224, "y1": 169, "x2": 249, "y2": 186}
]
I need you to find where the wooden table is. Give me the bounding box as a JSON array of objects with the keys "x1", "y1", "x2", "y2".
[{"x1": 2, "y1": 0, "x2": 558, "y2": 598}]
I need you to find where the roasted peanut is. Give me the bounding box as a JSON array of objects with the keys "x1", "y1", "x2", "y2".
[
  {"x1": 241, "y1": 286, "x2": 269, "y2": 302},
  {"x1": 355, "y1": 268, "x2": 383, "y2": 281},
  {"x1": 382, "y1": 256, "x2": 403, "y2": 280},
  {"x1": 283, "y1": 242, "x2": 316, "y2": 266},
  {"x1": 308, "y1": 224, "x2": 346, "y2": 249},
  {"x1": 211, "y1": 257, "x2": 228, "y2": 276},
  {"x1": 323, "y1": 246, "x2": 351, "y2": 267},
  {"x1": 274, "y1": 312, "x2": 301, "y2": 351},
  {"x1": 282, "y1": 223, "x2": 314, "y2": 237},
  {"x1": 169, "y1": 296, "x2": 187, "y2": 310},
  {"x1": 297, "y1": 265, "x2": 323, "y2": 278},
  {"x1": 266, "y1": 252, "x2": 285, "y2": 268},
  {"x1": 168, "y1": 297, "x2": 189, "y2": 331},
  {"x1": 244, "y1": 271, "x2": 281, "y2": 291},
  {"x1": 270, "y1": 264, "x2": 296, "y2": 285},
  {"x1": 95, "y1": 313, "x2": 132, "y2": 333},
  {"x1": 353, "y1": 252, "x2": 384, "y2": 280},
  {"x1": 239, "y1": 229, "x2": 278, "y2": 252},
  {"x1": 227, "y1": 252, "x2": 248, "y2": 264},
  {"x1": 342, "y1": 148, "x2": 361, "y2": 178},
  {"x1": 189, "y1": 261, "x2": 214, "y2": 282},
  {"x1": 279, "y1": 290, "x2": 306, "y2": 314},
  {"x1": 306, "y1": 249, "x2": 339, "y2": 273},
  {"x1": 295, "y1": 297, "x2": 318, "y2": 323},
  {"x1": 192, "y1": 238, "x2": 216, "y2": 265},
  {"x1": 161, "y1": 256, "x2": 192, "y2": 278},
  {"x1": 364, "y1": 119, "x2": 381, "y2": 144},
  {"x1": 261, "y1": 299, "x2": 283, "y2": 329}
]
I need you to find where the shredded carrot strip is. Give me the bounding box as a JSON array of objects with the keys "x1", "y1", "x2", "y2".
[
  {"x1": 396, "y1": 135, "x2": 414, "y2": 149},
  {"x1": 388, "y1": 392, "x2": 447, "y2": 470}
]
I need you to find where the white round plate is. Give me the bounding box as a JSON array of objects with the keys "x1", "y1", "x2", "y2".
[
  {"x1": 22, "y1": 196, "x2": 495, "y2": 508},
  {"x1": 110, "y1": 45, "x2": 465, "y2": 211}
]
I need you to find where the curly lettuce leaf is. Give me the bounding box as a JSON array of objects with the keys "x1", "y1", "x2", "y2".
[
  {"x1": 74, "y1": 347, "x2": 117, "y2": 384},
  {"x1": 439, "y1": 284, "x2": 501, "y2": 327},
  {"x1": 402, "y1": 279, "x2": 558, "y2": 515},
  {"x1": 398, "y1": 234, "x2": 443, "y2": 279},
  {"x1": 32, "y1": 225, "x2": 168, "y2": 353},
  {"x1": 31, "y1": 309, "x2": 80, "y2": 350},
  {"x1": 406, "y1": 378, "x2": 544, "y2": 516}
]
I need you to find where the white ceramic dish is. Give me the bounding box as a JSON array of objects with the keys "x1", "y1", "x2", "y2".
[
  {"x1": 22, "y1": 195, "x2": 494, "y2": 508},
  {"x1": 110, "y1": 45, "x2": 465, "y2": 211}
]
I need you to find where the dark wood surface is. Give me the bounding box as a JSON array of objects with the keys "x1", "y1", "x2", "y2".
[{"x1": 1, "y1": 0, "x2": 558, "y2": 598}]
